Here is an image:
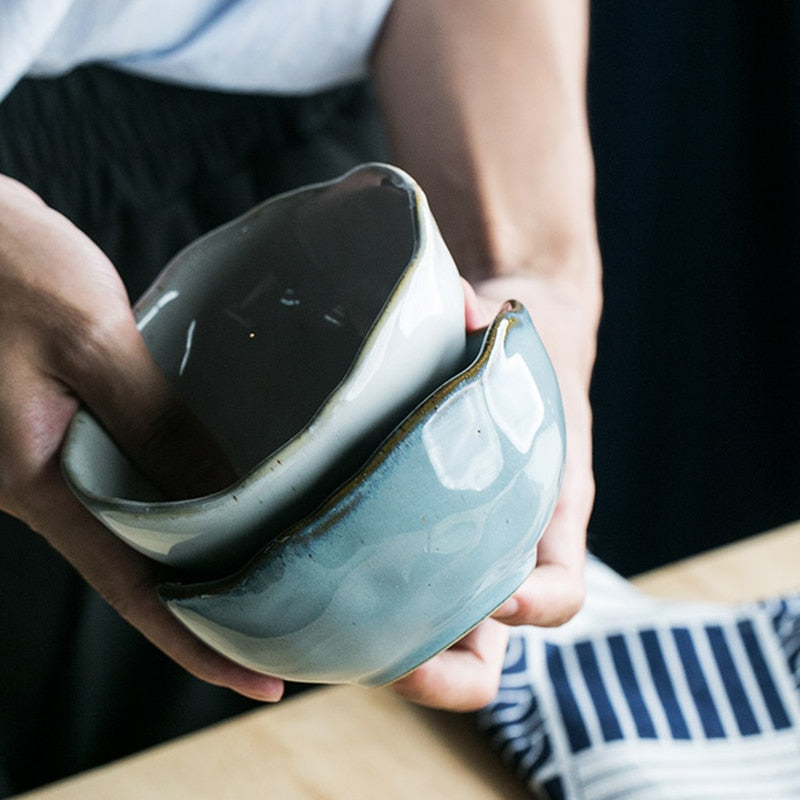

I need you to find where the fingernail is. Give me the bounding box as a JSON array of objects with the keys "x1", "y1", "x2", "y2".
[
  {"x1": 494, "y1": 597, "x2": 519, "y2": 620},
  {"x1": 244, "y1": 679, "x2": 284, "y2": 703}
]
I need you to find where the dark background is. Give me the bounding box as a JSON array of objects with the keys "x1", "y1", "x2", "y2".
[{"x1": 587, "y1": 0, "x2": 800, "y2": 575}]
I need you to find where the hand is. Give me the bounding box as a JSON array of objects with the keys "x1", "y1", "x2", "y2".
[
  {"x1": 374, "y1": 0, "x2": 600, "y2": 712},
  {"x1": 392, "y1": 272, "x2": 598, "y2": 711},
  {"x1": 391, "y1": 619, "x2": 510, "y2": 712},
  {"x1": 479, "y1": 274, "x2": 596, "y2": 629},
  {"x1": 0, "y1": 175, "x2": 284, "y2": 702}
]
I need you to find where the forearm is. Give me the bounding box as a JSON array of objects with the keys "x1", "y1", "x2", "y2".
[{"x1": 371, "y1": 0, "x2": 601, "y2": 331}]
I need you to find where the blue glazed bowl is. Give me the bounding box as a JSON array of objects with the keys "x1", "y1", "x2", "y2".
[{"x1": 161, "y1": 301, "x2": 565, "y2": 687}]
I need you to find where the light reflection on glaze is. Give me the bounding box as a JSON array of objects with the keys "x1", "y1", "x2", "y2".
[
  {"x1": 279, "y1": 287, "x2": 300, "y2": 307},
  {"x1": 526, "y1": 421, "x2": 565, "y2": 486},
  {"x1": 397, "y1": 233, "x2": 451, "y2": 337},
  {"x1": 421, "y1": 317, "x2": 545, "y2": 491},
  {"x1": 136, "y1": 289, "x2": 179, "y2": 330},
  {"x1": 178, "y1": 319, "x2": 197, "y2": 377},
  {"x1": 483, "y1": 329, "x2": 544, "y2": 453},
  {"x1": 323, "y1": 305, "x2": 347, "y2": 327},
  {"x1": 422, "y1": 390, "x2": 503, "y2": 492}
]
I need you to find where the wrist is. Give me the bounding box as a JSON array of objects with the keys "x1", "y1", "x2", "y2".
[
  {"x1": 475, "y1": 240, "x2": 602, "y2": 393},
  {"x1": 474, "y1": 224, "x2": 602, "y2": 327}
]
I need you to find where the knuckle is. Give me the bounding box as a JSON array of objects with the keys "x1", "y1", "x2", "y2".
[
  {"x1": 0, "y1": 397, "x2": 79, "y2": 519},
  {"x1": 470, "y1": 678, "x2": 503, "y2": 711},
  {"x1": 55, "y1": 307, "x2": 131, "y2": 374},
  {"x1": 541, "y1": 583, "x2": 586, "y2": 628},
  {"x1": 511, "y1": 568, "x2": 586, "y2": 629},
  {"x1": 556, "y1": 588, "x2": 586, "y2": 625},
  {"x1": 0, "y1": 439, "x2": 47, "y2": 514},
  {"x1": 40, "y1": 286, "x2": 137, "y2": 387}
]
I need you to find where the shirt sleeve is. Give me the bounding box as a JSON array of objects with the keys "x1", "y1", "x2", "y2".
[
  {"x1": 4, "y1": 0, "x2": 394, "y2": 100},
  {"x1": 0, "y1": 0, "x2": 74, "y2": 101}
]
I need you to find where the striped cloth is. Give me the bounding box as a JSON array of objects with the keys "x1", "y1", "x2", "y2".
[{"x1": 478, "y1": 557, "x2": 800, "y2": 799}]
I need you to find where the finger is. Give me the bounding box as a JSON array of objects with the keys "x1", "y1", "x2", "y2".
[
  {"x1": 54, "y1": 307, "x2": 237, "y2": 499},
  {"x1": 493, "y1": 466, "x2": 591, "y2": 630},
  {"x1": 493, "y1": 452, "x2": 592, "y2": 627},
  {"x1": 0, "y1": 184, "x2": 262, "y2": 699},
  {"x1": 33, "y1": 463, "x2": 284, "y2": 702},
  {"x1": 390, "y1": 619, "x2": 509, "y2": 711},
  {"x1": 1, "y1": 361, "x2": 281, "y2": 702},
  {"x1": 3, "y1": 183, "x2": 236, "y2": 499},
  {"x1": 493, "y1": 561, "x2": 584, "y2": 628},
  {"x1": 461, "y1": 278, "x2": 494, "y2": 331}
]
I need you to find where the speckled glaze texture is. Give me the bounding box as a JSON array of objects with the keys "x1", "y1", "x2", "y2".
[
  {"x1": 161, "y1": 301, "x2": 566, "y2": 687},
  {"x1": 61, "y1": 164, "x2": 466, "y2": 573}
]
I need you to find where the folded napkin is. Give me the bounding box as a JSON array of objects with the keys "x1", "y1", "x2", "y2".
[{"x1": 478, "y1": 557, "x2": 800, "y2": 800}]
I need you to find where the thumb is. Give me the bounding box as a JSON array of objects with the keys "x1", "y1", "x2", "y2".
[
  {"x1": 60, "y1": 307, "x2": 237, "y2": 500},
  {"x1": 461, "y1": 277, "x2": 494, "y2": 332}
]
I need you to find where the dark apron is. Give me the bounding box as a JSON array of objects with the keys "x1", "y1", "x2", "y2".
[{"x1": 0, "y1": 65, "x2": 388, "y2": 796}]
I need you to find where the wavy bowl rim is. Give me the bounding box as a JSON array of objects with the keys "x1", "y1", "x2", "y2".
[{"x1": 60, "y1": 163, "x2": 455, "y2": 518}]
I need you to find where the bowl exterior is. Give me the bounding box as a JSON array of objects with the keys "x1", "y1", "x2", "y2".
[
  {"x1": 61, "y1": 163, "x2": 465, "y2": 573},
  {"x1": 162, "y1": 302, "x2": 565, "y2": 686}
]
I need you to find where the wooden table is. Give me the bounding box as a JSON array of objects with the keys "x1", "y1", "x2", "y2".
[{"x1": 16, "y1": 521, "x2": 800, "y2": 799}]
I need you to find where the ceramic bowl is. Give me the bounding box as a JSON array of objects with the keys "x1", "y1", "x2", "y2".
[
  {"x1": 61, "y1": 163, "x2": 466, "y2": 573},
  {"x1": 161, "y1": 301, "x2": 566, "y2": 687}
]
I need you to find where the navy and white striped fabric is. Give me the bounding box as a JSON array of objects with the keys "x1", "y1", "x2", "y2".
[{"x1": 478, "y1": 557, "x2": 800, "y2": 799}]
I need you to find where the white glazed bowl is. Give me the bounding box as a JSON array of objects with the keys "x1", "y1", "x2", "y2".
[{"x1": 62, "y1": 164, "x2": 466, "y2": 574}]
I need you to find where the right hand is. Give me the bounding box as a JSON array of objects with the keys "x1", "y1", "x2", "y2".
[{"x1": 0, "y1": 174, "x2": 284, "y2": 702}]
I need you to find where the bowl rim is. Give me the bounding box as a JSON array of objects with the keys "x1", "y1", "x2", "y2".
[
  {"x1": 60, "y1": 162, "x2": 454, "y2": 516},
  {"x1": 160, "y1": 298, "x2": 536, "y2": 599}
]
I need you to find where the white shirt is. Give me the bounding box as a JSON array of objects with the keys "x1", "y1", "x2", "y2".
[{"x1": 0, "y1": 0, "x2": 394, "y2": 102}]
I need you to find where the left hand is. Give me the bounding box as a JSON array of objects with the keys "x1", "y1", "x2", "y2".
[
  {"x1": 392, "y1": 272, "x2": 597, "y2": 710},
  {"x1": 0, "y1": 176, "x2": 285, "y2": 704}
]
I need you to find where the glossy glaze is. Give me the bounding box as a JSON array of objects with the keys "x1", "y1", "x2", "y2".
[
  {"x1": 162, "y1": 302, "x2": 565, "y2": 687},
  {"x1": 61, "y1": 164, "x2": 465, "y2": 573}
]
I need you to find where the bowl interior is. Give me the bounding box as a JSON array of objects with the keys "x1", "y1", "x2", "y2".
[{"x1": 88, "y1": 170, "x2": 419, "y2": 501}]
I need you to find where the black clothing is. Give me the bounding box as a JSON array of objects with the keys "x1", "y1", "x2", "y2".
[{"x1": 0, "y1": 66, "x2": 388, "y2": 796}]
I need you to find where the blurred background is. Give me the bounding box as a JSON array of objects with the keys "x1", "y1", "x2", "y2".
[{"x1": 587, "y1": 0, "x2": 800, "y2": 575}]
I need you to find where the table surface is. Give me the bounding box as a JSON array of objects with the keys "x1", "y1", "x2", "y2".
[{"x1": 16, "y1": 521, "x2": 800, "y2": 799}]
